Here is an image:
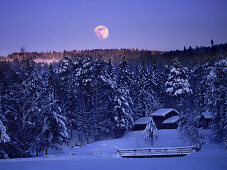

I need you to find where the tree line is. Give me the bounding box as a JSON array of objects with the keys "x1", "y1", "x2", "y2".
[{"x1": 0, "y1": 50, "x2": 226, "y2": 158}]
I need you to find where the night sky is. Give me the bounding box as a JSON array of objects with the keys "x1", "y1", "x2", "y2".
[{"x1": 0, "y1": 0, "x2": 227, "y2": 56}]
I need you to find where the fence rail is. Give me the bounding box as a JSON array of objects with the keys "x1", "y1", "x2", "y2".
[{"x1": 117, "y1": 146, "x2": 196, "y2": 158}]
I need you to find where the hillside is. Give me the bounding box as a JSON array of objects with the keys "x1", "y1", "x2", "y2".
[
  {"x1": 1, "y1": 43, "x2": 227, "y2": 65},
  {"x1": 0, "y1": 129, "x2": 226, "y2": 170},
  {"x1": 0, "y1": 49, "x2": 163, "y2": 64}
]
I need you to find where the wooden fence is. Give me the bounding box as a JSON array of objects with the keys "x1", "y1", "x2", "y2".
[{"x1": 117, "y1": 146, "x2": 196, "y2": 158}]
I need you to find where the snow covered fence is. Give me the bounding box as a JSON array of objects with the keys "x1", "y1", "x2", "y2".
[{"x1": 117, "y1": 146, "x2": 196, "y2": 158}]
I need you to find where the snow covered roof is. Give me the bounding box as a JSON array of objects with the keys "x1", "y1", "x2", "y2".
[
  {"x1": 151, "y1": 108, "x2": 179, "y2": 117},
  {"x1": 162, "y1": 116, "x2": 179, "y2": 124},
  {"x1": 134, "y1": 117, "x2": 153, "y2": 125},
  {"x1": 202, "y1": 112, "x2": 213, "y2": 119}
]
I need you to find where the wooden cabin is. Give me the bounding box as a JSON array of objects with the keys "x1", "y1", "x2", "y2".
[
  {"x1": 134, "y1": 108, "x2": 180, "y2": 131},
  {"x1": 162, "y1": 115, "x2": 180, "y2": 129},
  {"x1": 198, "y1": 112, "x2": 213, "y2": 129},
  {"x1": 134, "y1": 117, "x2": 153, "y2": 131},
  {"x1": 150, "y1": 108, "x2": 179, "y2": 129}
]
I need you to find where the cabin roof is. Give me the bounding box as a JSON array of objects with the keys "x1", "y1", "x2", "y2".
[
  {"x1": 162, "y1": 116, "x2": 180, "y2": 124},
  {"x1": 202, "y1": 112, "x2": 213, "y2": 119},
  {"x1": 151, "y1": 108, "x2": 179, "y2": 117},
  {"x1": 134, "y1": 117, "x2": 153, "y2": 125}
]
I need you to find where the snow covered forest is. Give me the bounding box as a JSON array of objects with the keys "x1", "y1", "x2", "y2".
[{"x1": 0, "y1": 43, "x2": 226, "y2": 159}]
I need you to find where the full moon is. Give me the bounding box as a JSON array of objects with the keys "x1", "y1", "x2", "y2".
[{"x1": 94, "y1": 25, "x2": 109, "y2": 40}]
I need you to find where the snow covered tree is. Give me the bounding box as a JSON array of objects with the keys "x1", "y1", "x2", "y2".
[
  {"x1": 74, "y1": 58, "x2": 94, "y2": 143},
  {"x1": 112, "y1": 89, "x2": 134, "y2": 138},
  {"x1": 165, "y1": 57, "x2": 192, "y2": 106},
  {"x1": 117, "y1": 56, "x2": 133, "y2": 89},
  {"x1": 56, "y1": 58, "x2": 77, "y2": 138},
  {"x1": 0, "y1": 120, "x2": 10, "y2": 159},
  {"x1": 56, "y1": 57, "x2": 74, "y2": 111},
  {"x1": 41, "y1": 92, "x2": 68, "y2": 155},
  {"x1": 106, "y1": 59, "x2": 115, "y2": 80},
  {"x1": 136, "y1": 62, "x2": 157, "y2": 118},
  {"x1": 178, "y1": 110, "x2": 205, "y2": 149},
  {"x1": 46, "y1": 64, "x2": 57, "y2": 97},
  {"x1": 0, "y1": 74, "x2": 10, "y2": 159},
  {"x1": 5, "y1": 62, "x2": 44, "y2": 157},
  {"x1": 149, "y1": 59, "x2": 161, "y2": 103},
  {"x1": 144, "y1": 118, "x2": 158, "y2": 145},
  {"x1": 205, "y1": 59, "x2": 227, "y2": 143},
  {"x1": 190, "y1": 64, "x2": 208, "y2": 114},
  {"x1": 90, "y1": 58, "x2": 117, "y2": 140},
  {"x1": 0, "y1": 90, "x2": 10, "y2": 158},
  {"x1": 117, "y1": 57, "x2": 134, "y2": 121},
  {"x1": 0, "y1": 120, "x2": 10, "y2": 144},
  {"x1": 131, "y1": 66, "x2": 140, "y2": 115},
  {"x1": 159, "y1": 65, "x2": 170, "y2": 107}
]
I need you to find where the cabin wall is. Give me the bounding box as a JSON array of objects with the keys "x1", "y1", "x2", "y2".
[
  {"x1": 165, "y1": 111, "x2": 179, "y2": 119},
  {"x1": 198, "y1": 117, "x2": 208, "y2": 128},
  {"x1": 198, "y1": 116, "x2": 212, "y2": 129},
  {"x1": 162, "y1": 123, "x2": 178, "y2": 129},
  {"x1": 134, "y1": 124, "x2": 147, "y2": 131},
  {"x1": 153, "y1": 117, "x2": 165, "y2": 129}
]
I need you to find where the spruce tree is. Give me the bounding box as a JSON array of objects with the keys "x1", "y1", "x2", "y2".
[
  {"x1": 205, "y1": 59, "x2": 227, "y2": 142},
  {"x1": 136, "y1": 63, "x2": 157, "y2": 118},
  {"x1": 165, "y1": 57, "x2": 192, "y2": 105},
  {"x1": 41, "y1": 91, "x2": 68, "y2": 155},
  {"x1": 74, "y1": 58, "x2": 93, "y2": 143},
  {"x1": 112, "y1": 89, "x2": 133, "y2": 138},
  {"x1": 6, "y1": 63, "x2": 43, "y2": 157},
  {"x1": 117, "y1": 57, "x2": 134, "y2": 122},
  {"x1": 144, "y1": 119, "x2": 158, "y2": 145}
]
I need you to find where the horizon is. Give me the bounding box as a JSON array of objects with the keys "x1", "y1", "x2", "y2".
[{"x1": 2, "y1": 42, "x2": 226, "y2": 57}]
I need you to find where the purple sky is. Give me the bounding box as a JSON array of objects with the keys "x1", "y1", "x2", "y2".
[{"x1": 0, "y1": 0, "x2": 227, "y2": 56}]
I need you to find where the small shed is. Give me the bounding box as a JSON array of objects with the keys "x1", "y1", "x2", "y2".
[
  {"x1": 199, "y1": 112, "x2": 213, "y2": 128},
  {"x1": 162, "y1": 116, "x2": 180, "y2": 129},
  {"x1": 151, "y1": 108, "x2": 179, "y2": 129},
  {"x1": 134, "y1": 117, "x2": 153, "y2": 131}
]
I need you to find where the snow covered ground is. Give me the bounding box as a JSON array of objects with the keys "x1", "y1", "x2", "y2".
[{"x1": 0, "y1": 130, "x2": 227, "y2": 170}]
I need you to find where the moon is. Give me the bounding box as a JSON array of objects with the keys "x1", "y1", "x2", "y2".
[{"x1": 94, "y1": 25, "x2": 109, "y2": 40}]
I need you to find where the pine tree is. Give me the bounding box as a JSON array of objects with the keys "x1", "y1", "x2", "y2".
[
  {"x1": 6, "y1": 63, "x2": 43, "y2": 157},
  {"x1": 165, "y1": 57, "x2": 192, "y2": 105},
  {"x1": 117, "y1": 57, "x2": 134, "y2": 121},
  {"x1": 136, "y1": 63, "x2": 157, "y2": 118},
  {"x1": 112, "y1": 89, "x2": 134, "y2": 138},
  {"x1": 190, "y1": 64, "x2": 208, "y2": 117},
  {"x1": 0, "y1": 120, "x2": 10, "y2": 159},
  {"x1": 159, "y1": 65, "x2": 170, "y2": 107},
  {"x1": 91, "y1": 58, "x2": 111, "y2": 140},
  {"x1": 41, "y1": 92, "x2": 68, "y2": 154},
  {"x1": 74, "y1": 58, "x2": 94, "y2": 143},
  {"x1": 117, "y1": 56, "x2": 133, "y2": 90},
  {"x1": 144, "y1": 119, "x2": 158, "y2": 145},
  {"x1": 131, "y1": 66, "x2": 140, "y2": 116},
  {"x1": 0, "y1": 92, "x2": 10, "y2": 159},
  {"x1": 178, "y1": 110, "x2": 205, "y2": 149},
  {"x1": 205, "y1": 59, "x2": 227, "y2": 142},
  {"x1": 56, "y1": 57, "x2": 73, "y2": 110}
]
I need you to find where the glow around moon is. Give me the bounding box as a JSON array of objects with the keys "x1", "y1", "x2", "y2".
[{"x1": 94, "y1": 25, "x2": 109, "y2": 40}]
